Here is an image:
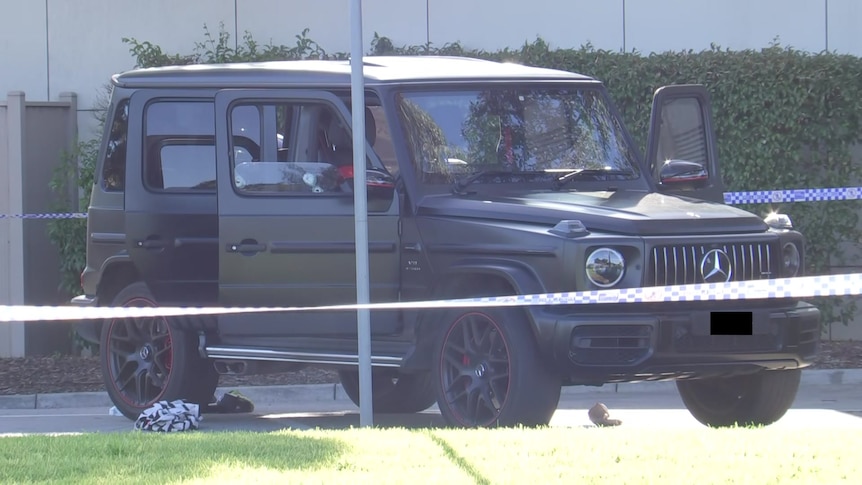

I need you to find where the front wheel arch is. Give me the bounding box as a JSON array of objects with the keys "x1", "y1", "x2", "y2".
[{"x1": 406, "y1": 265, "x2": 544, "y2": 371}]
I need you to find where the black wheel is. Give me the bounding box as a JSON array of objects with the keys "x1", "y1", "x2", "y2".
[
  {"x1": 676, "y1": 369, "x2": 801, "y2": 427},
  {"x1": 100, "y1": 282, "x2": 219, "y2": 420},
  {"x1": 433, "y1": 307, "x2": 562, "y2": 428},
  {"x1": 338, "y1": 368, "x2": 437, "y2": 413}
]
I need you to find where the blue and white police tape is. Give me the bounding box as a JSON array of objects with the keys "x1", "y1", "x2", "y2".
[
  {"x1": 723, "y1": 186, "x2": 862, "y2": 205},
  {"x1": 2, "y1": 187, "x2": 862, "y2": 221},
  {"x1": 0, "y1": 212, "x2": 87, "y2": 220},
  {"x1": 2, "y1": 272, "x2": 862, "y2": 323}
]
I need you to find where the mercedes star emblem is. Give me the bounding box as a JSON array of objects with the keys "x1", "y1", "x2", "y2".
[{"x1": 700, "y1": 249, "x2": 733, "y2": 283}]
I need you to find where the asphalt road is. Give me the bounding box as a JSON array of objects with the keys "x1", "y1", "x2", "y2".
[{"x1": 1, "y1": 370, "x2": 860, "y2": 435}]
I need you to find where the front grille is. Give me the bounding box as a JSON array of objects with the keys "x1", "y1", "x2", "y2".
[{"x1": 647, "y1": 242, "x2": 776, "y2": 287}]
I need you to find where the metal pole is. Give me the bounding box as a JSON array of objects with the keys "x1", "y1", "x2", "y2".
[{"x1": 349, "y1": 0, "x2": 373, "y2": 427}]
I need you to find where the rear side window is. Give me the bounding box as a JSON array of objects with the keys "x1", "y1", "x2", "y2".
[
  {"x1": 101, "y1": 99, "x2": 129, "y2": 191},
  {"x1": 143, "y1": 101, "x2": 216, "y2": 192}
]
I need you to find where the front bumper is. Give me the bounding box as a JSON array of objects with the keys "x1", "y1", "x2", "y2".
[
  {"x1": 537, "y1": 300, "x2": 821, "y2": 385},
  {"x1": 70, "y1": 294, "x2": 100, "y2": 343}
]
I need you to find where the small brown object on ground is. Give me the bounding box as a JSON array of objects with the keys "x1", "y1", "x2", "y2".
[{"x1": 588, "y1": 402, "x2": 622, "y2": 427}]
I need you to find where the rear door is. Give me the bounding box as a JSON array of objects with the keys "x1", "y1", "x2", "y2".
[
  {"x1": 213, "y1": 89, "x2": 401, "y2": 342},
  {"x1": 645, "y1": 84, "x2": 726, "y2": 203},
  {"x1": 123, "y1": 90, "x2": 219, "y2": 304}
]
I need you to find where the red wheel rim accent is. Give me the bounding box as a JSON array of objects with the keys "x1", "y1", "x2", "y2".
[
  {"x1": 439, "y1": 311, "x2": 512, "y2": 427},
  {"x1": 105, "y1": 296, "x2": 174, "y2": 409}
]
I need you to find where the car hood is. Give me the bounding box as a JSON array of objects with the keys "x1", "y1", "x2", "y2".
[{"x1": 416, "y1": 190, "x2": 769, "y2": 236}]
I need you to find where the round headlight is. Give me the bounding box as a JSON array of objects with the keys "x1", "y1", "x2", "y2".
[
  {"x1": 782, "y1": 242, "x2": 800, "y2": 277},
  {"x1": 586, "y1": 248, "x2": 625, "y2": 288}
]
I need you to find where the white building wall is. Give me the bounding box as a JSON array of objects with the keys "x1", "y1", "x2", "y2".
[
  {"x1": 625, "y1": 0, "x2": 826, "y2": 54},
  {"x1": 237, "y1": 0, "x2": 428, "y2": 58},
  {"x1": 45, "y1": 0, "x2": 237, "y2": 138},
  {"x1": 826, "y1": 0, "x2": 862, "y2": 55},
  {"x1": 0, "y1": 0, "x2": 856, "y2": 135},
  {"x1": 0, "y1": 1, "x2": 49, "y2": 101},
  {"x1": 427, "y1": 0, "x2": 623, "y2": 53}
]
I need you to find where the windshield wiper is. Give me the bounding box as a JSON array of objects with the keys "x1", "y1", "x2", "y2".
[
  {"x1": 452, "y1": 170, "x2": 515, "y2": 195},
  {"x1": 551, "y1": 168, "x2": 635, "y2": 191}
]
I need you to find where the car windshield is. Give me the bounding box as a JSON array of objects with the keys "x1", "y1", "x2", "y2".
[{"x1": 396, "y1": 86, "x2": 640, "y2": 186}]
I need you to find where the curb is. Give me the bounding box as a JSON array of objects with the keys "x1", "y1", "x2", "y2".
[{"x1": 1, "y1": 369, "x2": 859, "y2": 411}]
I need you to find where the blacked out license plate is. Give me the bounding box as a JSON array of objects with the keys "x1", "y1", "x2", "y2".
[{"x1": 710, "y1": 311, "x2": 754, "y2": 336}]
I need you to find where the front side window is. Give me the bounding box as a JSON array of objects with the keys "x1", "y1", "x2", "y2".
[
  {"x1": 143, "y1": 101, "x2": 216, "y2": 192},
  {"x1": 652, "y1": 97, "x2": 709, "y2": 172},
  {"x1": 229, "y1": 101, "x2": 374, "y2": 195},
  {"x1": 397, "y1": 87, "x2": 640, "y2": 186}
]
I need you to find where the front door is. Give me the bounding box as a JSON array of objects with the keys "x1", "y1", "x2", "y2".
[
  {"x1": 214, "y1": 89, "x2": 401, "y2": 344},
  {"x1": 645, "y1": 84, "x2": 725, "y2": 203}
]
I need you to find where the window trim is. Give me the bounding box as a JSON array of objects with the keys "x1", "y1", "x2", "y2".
[
  {"x1": 147, "y1": 136, "x2": 218, "y2": 192},
  {"x1": 100, "y1": 98, "x2": 130, "y2": 192},
  {"x1": 139, "y1": 96, "x2": 218, "y2": 196},
  {"x1": 225, "y1": 97, "x2": 374, "y2": 199},
  {"x1": 391, "y1": 81, "x2": 650, "y2": 194},
  {"x1": 141, "y1": 98, "x2": 217, "y2": 195}
]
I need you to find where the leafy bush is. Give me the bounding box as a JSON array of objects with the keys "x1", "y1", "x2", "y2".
[
  {"x1": 47, "y1": 138, "x2": 99, "y2": 298},
  {"x1": 50, "y1": 25, "x2": 862, "y2": 327}
]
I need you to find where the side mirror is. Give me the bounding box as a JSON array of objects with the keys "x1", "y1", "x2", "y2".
[
  {"x1": 365, "y1": 168, "x2": 396, "y2": 200},
  {"x1": 338, "y1": 166, "x2": 396, "y2": 201},
  {"x1": 659, "y1": 159, "x2": 708, "y2": 188}
]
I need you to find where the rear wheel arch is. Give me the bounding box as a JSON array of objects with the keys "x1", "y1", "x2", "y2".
[
  {"x1": 97, "y1": 259, "x2": 142, "y2": 305},
  {"x1": 72, "y1": 260, "x2": 142, "y2": 344}
]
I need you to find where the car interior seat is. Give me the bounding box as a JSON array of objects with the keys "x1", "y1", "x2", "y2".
[{"x1": 322, "y1": 107, "x2": 377, "y2": 167}]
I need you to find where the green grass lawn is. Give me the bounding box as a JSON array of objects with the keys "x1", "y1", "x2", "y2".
[{"x1": 0, "y1": 426, "x2": 859, "y2": 484}]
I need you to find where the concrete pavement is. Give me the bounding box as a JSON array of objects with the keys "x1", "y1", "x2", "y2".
[
  {"x1": 0, "y1": 369, "x2": 860, "y2": 435},
  {"x1": 3, "y1": 368, "x2": 861, "y2": 411}
]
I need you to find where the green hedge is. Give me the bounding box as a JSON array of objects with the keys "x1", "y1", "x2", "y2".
[{"x1": 49, "y1": 25, "x2": 862, "y2": 326}]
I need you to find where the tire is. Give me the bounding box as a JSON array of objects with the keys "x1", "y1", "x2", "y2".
[
  {"x1": 338, "y1": 368, "x2": 437, "y2": 414},
  {"x1": 676, "y1": 369, "x2": 802, "y2": 427},
  {"x1": 432, "y1": 307, "x2": 562, "y2": 428},
  {"x1": 100, "y1": 281, "x2": 219, "y2": 420}
]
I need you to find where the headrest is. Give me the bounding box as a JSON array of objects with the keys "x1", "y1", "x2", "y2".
[
  {"x1": 327, "y1": 116, "x2": 351, "y2": 148},
  {"x1": 326, "y1": 108, "x2": 378, "y2": 149}
]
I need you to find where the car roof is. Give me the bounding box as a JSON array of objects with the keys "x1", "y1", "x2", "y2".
[{"x1": 112, "y1": 56, "x2": 597, "y2": 88}]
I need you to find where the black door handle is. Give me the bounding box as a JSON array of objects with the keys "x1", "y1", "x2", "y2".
[
  {"x1": 135, "y1": 238, "x2": 170, "y2": 249},
  {"x1": 226, "y1": 241, "x2": 267, "y2": 254}
]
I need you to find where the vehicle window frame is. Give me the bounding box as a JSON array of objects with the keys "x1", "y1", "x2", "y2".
[
  {"x1": 100, "y1": 98, "x2": 130, "y2": 192},
  {"x1": 141, "y1": 98, "x2": 217, "y2": 194},
  {"x1": 320, "y1": 89, "x2": 401, "y2": 179},
  {"x1": 391, "y1": 82, "x2": 650, "y2": 192},
  {"x1": 226, "y1": 97, "x2": 387, "y2": 199}
]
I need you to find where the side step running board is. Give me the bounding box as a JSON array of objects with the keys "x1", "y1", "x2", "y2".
[{"x1": 204, "y1": 346, "x2": 403, "y2": 368}]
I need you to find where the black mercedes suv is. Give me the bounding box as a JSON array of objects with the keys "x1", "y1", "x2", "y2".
[{"x1": 71, "y1": 56, "x2": 820, "y2": 427}]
